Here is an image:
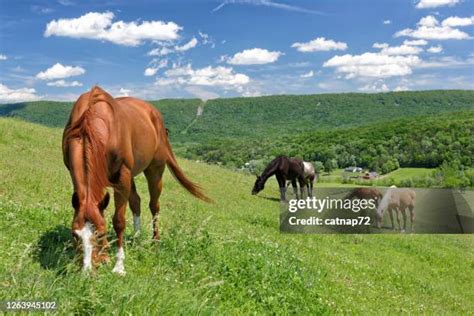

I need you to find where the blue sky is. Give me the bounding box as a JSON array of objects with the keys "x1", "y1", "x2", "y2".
[{"x1": 0, "y1": 0, "x2": 473, "y2": 102}]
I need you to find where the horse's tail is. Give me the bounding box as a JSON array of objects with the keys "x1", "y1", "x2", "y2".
[{"x1": 163, "y1": 128, "x2": 212, "y2": 203}]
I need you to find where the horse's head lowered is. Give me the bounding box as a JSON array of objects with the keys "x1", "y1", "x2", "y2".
[
  {"x1": 252, "y1": 175, "x2": 265, "y2": 195},
  {"x1": 71, "y1": 191, "x2": 110, "y2": 268}
]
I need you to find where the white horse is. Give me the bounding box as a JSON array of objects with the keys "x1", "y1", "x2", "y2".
[
  {"x1": 376, "y1": 185, "x2": 416, "y2": 232},
  {"x1": 286, "y1": 161, "x2": 316, "y2": 197}
]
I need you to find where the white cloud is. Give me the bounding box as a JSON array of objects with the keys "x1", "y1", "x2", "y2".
[
  {"x1": 118, "y1": 88, "x2": 131, "y2": 97},
  {"x1": 175, "y1": 37, "x2": 198, "y2": 52},
  {"x1": 374, "y1": 43, "x2": 423, "y2": 55},
  {"x1": 300, "y1": 70, "x2": 314, "y2": 78},
  {"x1": 292, "y1": 37, "x2": 348, "y2": 52},
  {"x1": 0, "y1": 83, "x2": 41, "y2": 103},
  {"x1": 36, "y1": 63, "x2": 85, "y2": 80},
  {"x1": 0, "y1": 54, "x2": 7, "y2": 60},
  {"x1": 44, "y1": 12, "x2": 182, "y2": 46},
  {"x1": 212, "y1": 0, "x2": 324, "y2": 14},
  {"x1": 395, "y1": 15, "x2": 471, "y2": 40},
  {"x1": 418, "y1": 55, "x2": 474, "y2": 68},
  {"x1": 144, "y1": 59, "x2": 168, "y2": 76},
  {"x1": 416, "y1": 0, "x2": 459, "y2": 9},
  {"x1": 323, "y1": 53, "x2": 421, "y2": 78},
  {"x1": 383, "y1": 20, "x2": 391, "y2": 25},
  {"x1": 227, "y1": 48, "x2": 282, "y2": 65},
  {"x1": 359, "y1": 81, "x2": 389, "y2": 92},
  {"x1": 198, "y1": 31, "x2": 214, "y2": 47},
  {"x1": 394, "y1": 85, "x2": 409, "y2": 91},
  {"x1": 372, "y1": 42, "x2": 389, "y2": 49},
  {"x1": 147, "y1": 46, "x2": 173, "y2": 57},
  {"x1": 148, "y1": 38, "x2": 198, "y2": 56},
  {"x1": 442, "y1": 16, "x2": 474, "y2": 27},
  {"x1": 46, "y1": 79, "x2": 83, "y2": 87},
  {"x1": 427, "y1": 45, "x2": 443, "y2": 53},
  {"x1": 155, "y1": 64, "x2": 249, "y2": 88},
  {"x1": 403, "y1": 39, "x2": 428, "y2": 46}
]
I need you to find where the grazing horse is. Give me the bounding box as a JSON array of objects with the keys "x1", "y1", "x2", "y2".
[
  {"x1": 252, "y1": 156, "x2": 305, "y2": 201},
  {"x1": 62, "y1": 86, "x2": 210, "y2": 275},
  {"x1": 376, "y1": 186, "x2": 416, "y2": 232},
  {"x1": 345, "y1": 188, "x2": 383, "y2": 206}
]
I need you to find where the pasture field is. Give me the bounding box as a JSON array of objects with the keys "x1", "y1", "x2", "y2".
[{"x1": 1, "y1": 118, "x2": 473, "y2": 314}]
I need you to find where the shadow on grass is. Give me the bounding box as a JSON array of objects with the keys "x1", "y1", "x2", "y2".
[
  {"x1": 257, "y1": 195, "x2": 281, "y2": 202},
  {"x1": 33, "y1": 225, "x2": 77, "y2": 274}
]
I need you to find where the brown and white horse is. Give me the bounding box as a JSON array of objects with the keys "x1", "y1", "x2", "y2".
[
  {"x1": 376, "y1": 186, "x2": 416, "y2": 232},
  {"x1": 62, "y1": 86, "x2": 210, "y2": 274}
]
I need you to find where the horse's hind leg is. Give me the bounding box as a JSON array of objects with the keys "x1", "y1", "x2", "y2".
[
  {"x1": 112, "y1": 166, "x2": 132, "y2": 275},
  {"x1": 129, "y1": 179, "x2": 141, "y2": 234},
  {"x1": 145, "y1": 164, "x2": 165, "y2": 240},
  {"x1": 291, "y1": 179, "x2": 298, "y2": 199},
  {"x1": 401, "y1": 208, "x2": 407, "y2": 233}
]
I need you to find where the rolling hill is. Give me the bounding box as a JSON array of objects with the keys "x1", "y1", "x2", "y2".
[{"x1": 0, "y1": 118, "x2": 473, "y2": 314}]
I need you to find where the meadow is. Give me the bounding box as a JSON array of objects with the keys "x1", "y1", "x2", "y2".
[{"x1": 1, "y1": 118, "x2": 473, "y2": 314}]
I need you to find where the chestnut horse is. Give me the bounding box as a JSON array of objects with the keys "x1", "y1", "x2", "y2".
[{"x1": 62, "y1": 86, "x2": 210, "y2": 275}]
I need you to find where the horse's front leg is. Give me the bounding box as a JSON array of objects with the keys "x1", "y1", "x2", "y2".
[
  {"x1": 298, "y1": 177, "x2": 306, "y2": 200},
  {"x1": 388, "y1": 208, "x2": 395, "y2": 230},
  {"x1": 276, "y1": 175, "x2": 286, "y2": 201},
  {"x1": 112, "y1": 167, "x2": 131, "y2": 275}
]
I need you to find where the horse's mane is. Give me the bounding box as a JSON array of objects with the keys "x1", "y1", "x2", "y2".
[
  {"x1": 260, "y1": 156, "x2": 285, "y2": 180},
  {"x1": 64, "y1": 86, "x2": 113, "y2": 205}
]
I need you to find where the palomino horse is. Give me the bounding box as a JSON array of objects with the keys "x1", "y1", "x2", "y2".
[
  {"x1": 286, "y1": 161, "x2": 316, "y2": 197},
  {"x1": 376, "y1": 186, "x2": 416, "y2": 232},
  {"x1": 62, "y1": 86, "x2": 210, "y2": 274},
  {"x1": 252, "y1": 156, "x2": 305, "y2": 201}
]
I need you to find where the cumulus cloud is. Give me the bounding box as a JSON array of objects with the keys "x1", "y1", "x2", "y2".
[
  {"x1": 359, "y1": 81, "x2": 389, "y2": 92},
  {"x1": 323, "y1": 53, "x2": 421, "y2": 79},
  {"x1": 395, "y1": 15, "x2": 471, "y2": 40},
  {"x1": 292, "y1": 37, "x2": 347, "y2": 52},
  {"x1": 36, "y1": 63, "x2": 85, "y2": 80},
  {"x1": 44, "y1": 12, "x2": 182, "y2": 46},
  {"x1": 442, "y1": 16, "x2": 474, "y2": 27},
  {"x1": 155, "y1": 64, "x2": 249, "y2": 88},
  {"x1": 416, "y1": 0, "x2": 459, "y2": 9},
  {"x1": 0, "y1": 83, "x2": 41, "y2": 103},
  {"x1": 300, "y1": 70, "x2": 315, "y2": 78},
  {"x1": 227, "y1": 48, "x2": 282, "y2": 65},
  {"x1": 0, "y1": 54, "x2": 7, "y2": 60},
  {"x1": 403, "y1": 39, "x2": 428, "y2": 46},
  {"x1": 46, "y1": 79, "x2": 83, "y2": 87},
  {"x1": 373, "y1": 43, "x2": 423, "y2": 55},
  {"x1": 383, "y1": 20, "x2": 391, "y2": 25},
  {"x1": 427, "y1": 45, "x2": 443, "y2": 53}
]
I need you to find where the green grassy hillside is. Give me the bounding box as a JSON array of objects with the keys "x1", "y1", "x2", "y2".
[
  {"x1": 184, "y1": 110, "x2": 474, "y2": 176},
  {"x1": 1, "y1": 118, "x2": 473, "y2": 314},
  {"x1": 1, "y1": 90, "x2": 472, "y2": 142}
]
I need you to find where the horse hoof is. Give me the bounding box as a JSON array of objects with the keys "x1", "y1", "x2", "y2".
[{"x1": 112, "y1": 266, "x2": 126, "y2": 276}]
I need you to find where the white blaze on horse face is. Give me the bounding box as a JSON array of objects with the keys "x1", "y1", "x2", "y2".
[
  {"x1": 133, "y1": 215, "x2": 141, "y2": 233},
  {"x1": 112, "y1": 247, "x2": 125, "y2": 275},
  {"x1": 75, "y1": 222, "x2": 94, "y2": 271}
]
